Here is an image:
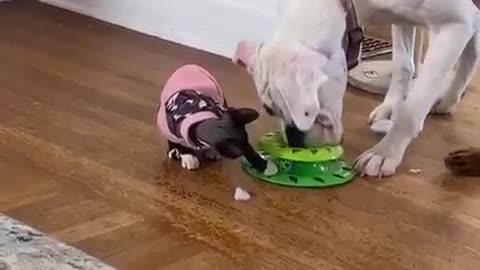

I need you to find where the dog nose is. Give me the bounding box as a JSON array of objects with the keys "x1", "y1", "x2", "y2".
[{"x1": 285, "y1": 124, "x2": 306, "y2": 147}]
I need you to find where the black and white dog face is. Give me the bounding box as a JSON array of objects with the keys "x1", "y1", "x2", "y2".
[
  {"x1": 194, "y1": 108, "x2": 259, "y2": 159},
  {"x1": 169, "y1": 107, "x2": 277, "y2": 174},
  {"x1": 233, "y1": 41, "x2": 345, "y2": 147},
  {"x1": 193, "y1": 108, "x2": 278, "y2": 175}
]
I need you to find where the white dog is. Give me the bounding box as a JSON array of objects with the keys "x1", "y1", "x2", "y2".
[{"x1": 233, "y1": 0, "x2": 480, "y2": 177}]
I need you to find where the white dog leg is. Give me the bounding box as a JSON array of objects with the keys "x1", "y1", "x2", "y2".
[
  {"x1": 369, "y1": 24, "x2": 415, "y2": 134},
  {"x1": 432, "y1": 27, "x2": 480, "y2": 113},
  {"x1": 355, "y1": 23, "x2": 475, "y2": 177}
]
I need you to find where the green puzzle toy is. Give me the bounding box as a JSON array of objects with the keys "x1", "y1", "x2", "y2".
[{"x1": 241, "y1": 131, "x2": 355, "y2": 188}]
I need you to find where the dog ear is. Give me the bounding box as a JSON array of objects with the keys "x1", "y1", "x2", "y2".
[
  {"x1": 233, "y1": 40, "x2": 258, "y2": 70},
  {"x1": 229, "y1": 108, "x2": 260, "y2": 125},
  {"x1": 274, "y1": 53, "x2": 329, "y2": 131}
]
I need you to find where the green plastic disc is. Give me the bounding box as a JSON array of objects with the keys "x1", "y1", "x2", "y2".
[
  {"x1": 241, "y1": 132, "x2": 355, "y2": 188},
  {"x1": 258, "y1": 131, "x2": 343, "y2": 162},
  {"x1": 242, "y1": 157, "x2": 354, "y2": 188}
]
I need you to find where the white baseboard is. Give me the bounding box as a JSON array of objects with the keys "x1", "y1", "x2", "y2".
[{"x1": 38, "y1": 0, "x2": 278, "y2": 58}]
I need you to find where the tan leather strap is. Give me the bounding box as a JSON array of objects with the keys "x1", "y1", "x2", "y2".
[{"x1": 341, "y1": 0, "x2": 363, "y2": 70}]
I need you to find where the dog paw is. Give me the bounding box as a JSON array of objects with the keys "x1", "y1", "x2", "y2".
[
  {"x1": 370, "y1": 119, "x2": 393, "y2": 135},
  {"x1": 180, "y1": 154, "x2": 200, "y2": 170},
  {"x1": 354, "y1": 145, "x2": 402, "y2": 178},
  {"x1": 431, "y1": 97, "x2": 459, "y2": 115},
  {"x1": 369, "y1": 101, "x2": 398, "y2": 135},
  {"x1": 168, "y1": 149, "x2": 180, "y2": 160},
  {"x1": 205, "y1": 149, "x2": 222, "y2": 161},
  {"x1": 444, "y1": 147, "x2": 480, "y2": 176},
  {"x1": 369, "y1": 102, "x2": 396, "y2": 123}
]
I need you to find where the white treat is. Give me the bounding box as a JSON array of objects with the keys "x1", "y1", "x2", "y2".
[
  {"x1": 234, "y1": 187, "x2": 251, "y2": 201},
  {"x1": 408, "y1": 168, "x2": 422, "y2": 175}
]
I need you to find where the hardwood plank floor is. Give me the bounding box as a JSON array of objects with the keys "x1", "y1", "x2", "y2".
[{"x1": 1, "y1": 1, "x2": 480, "y2": 269}]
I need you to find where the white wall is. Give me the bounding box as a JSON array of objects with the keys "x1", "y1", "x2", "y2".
[{"x1": 39, "y1": 0, "x2": 280, "y2": 58}]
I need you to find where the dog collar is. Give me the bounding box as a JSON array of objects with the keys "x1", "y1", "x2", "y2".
[{"x1": 341, "y1": 0, "x2": 364, "y2": 70}]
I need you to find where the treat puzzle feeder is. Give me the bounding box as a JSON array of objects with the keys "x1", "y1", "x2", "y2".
[{"x1": 241, "y1": 131, "x2": 355, "y2": 188}]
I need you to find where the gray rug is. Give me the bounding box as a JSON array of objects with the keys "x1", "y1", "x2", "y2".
[{"x1": 0, "y1": 214, "x2": 117, "y2": 270}]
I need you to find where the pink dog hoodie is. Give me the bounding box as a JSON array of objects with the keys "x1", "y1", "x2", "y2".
[{"x1": 156, "y1": 64, "x2": 226, "y2": 148}]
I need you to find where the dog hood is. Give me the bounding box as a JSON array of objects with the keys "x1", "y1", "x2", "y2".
[{"x1": 156, "y1": 64, "x2": 226, "y2": 148}]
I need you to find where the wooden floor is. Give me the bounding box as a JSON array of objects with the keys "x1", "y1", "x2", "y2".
[{"x1": 1, "y1": 1, "x2": 480, "y2": 270}]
